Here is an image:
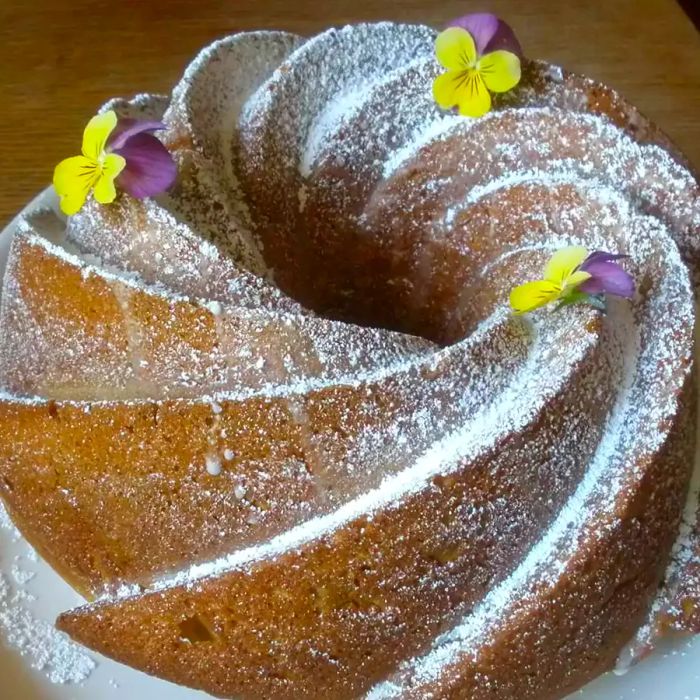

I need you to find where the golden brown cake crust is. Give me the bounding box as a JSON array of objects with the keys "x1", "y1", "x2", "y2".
[{"x1": 56, "y1": 368, "x2": 696, "y2": 700}]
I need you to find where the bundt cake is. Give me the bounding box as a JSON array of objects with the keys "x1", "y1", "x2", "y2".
[{"x1": 1, "y1": 19, "x2": 699, "y2": 700}]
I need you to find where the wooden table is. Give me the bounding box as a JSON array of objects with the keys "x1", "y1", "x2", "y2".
[{"x1": 1, "y1": 0, "x2": 698, "y2": 226}]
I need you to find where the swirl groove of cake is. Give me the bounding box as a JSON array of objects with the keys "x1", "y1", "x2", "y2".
[{"x1": 0, "y1": 22, "x2": 699, "y2": 700}]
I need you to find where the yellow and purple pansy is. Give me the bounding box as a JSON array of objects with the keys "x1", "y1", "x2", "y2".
[
  {"x1": 510, "y1": 247, "x2": 635, "y2": 315},
  {"x1": 433, "y1": 13, "x2": 523, "y2": 118},
  {"x1": 53, "y1": 110, "x2": 177, "y2": 216}
]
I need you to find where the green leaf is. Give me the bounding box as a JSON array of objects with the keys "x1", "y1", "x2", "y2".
[{"x1": 554, "y1": 291, "x2": 607, "y2": 313}]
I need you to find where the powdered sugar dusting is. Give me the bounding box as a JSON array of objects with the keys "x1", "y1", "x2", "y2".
[
  {"x1": 0, "y1": 575, "x2": 95, "y2": 684},
  {"x1": 0, "y1": 503, "x2": 96, "y2": 685}
]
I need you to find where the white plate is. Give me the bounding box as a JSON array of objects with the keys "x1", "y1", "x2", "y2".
[{"x1": 0, "y1": 190, "x2": 699, "y2": 699}]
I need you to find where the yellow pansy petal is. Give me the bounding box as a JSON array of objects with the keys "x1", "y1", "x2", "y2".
[
  {"x1": 544, "y1": 247, "x2": 589, "y2": 287},
  {"x1": 435, "y1": 27, "x2": 477, "y2": 70},
  {"x1": 93, "y1": 174, "x2": 118, "y2": 205},
  {"x1": 53, "y1": 155, "x2": 96, "y2": 193},
  {"x1": 93, "y1": 154, "x2": 126, "y2": 204},
  {"x1": 433, "y1": 70, "x2": 467, "y2": 110},
  {"x1": 81, "y1": 110, "x2": 118, "y2": 162},
  {"x1": 562, "y1": 270, "x2": 592, "y2": 292},
  {"x1": 456, "y1": 72, "x2": 492, "y2": 118},
  {"x1": 53, "y1": 155, "x2": 99, "y2": 216},
  {"x1": 510, "y1": 280, "x2": 561, "y2": 315},
  {"x1": 102, "y1": 153, "x2": 126, "y2": 179},
  {"x1": 478, "y1": 50, "x2": 522, "y2": 93}
]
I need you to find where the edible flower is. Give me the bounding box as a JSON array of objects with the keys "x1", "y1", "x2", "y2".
[
  {"x1": 577, "y1": 251, "x2": 635, "y2": 298},
  {"x1": 509, "y1": 247, "x2": 635, "y2": 315},
  {"x1": 53, "y1": 110, "x2": 177, "y2": 216},
  {"x1": 433, "y1": 13, "x2": 522, "y2": 118}
]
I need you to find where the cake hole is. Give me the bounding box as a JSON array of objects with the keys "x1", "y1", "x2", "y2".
[
  {"x1": 312, "y1": 585, "x2": 336, "y2": 614},
  {"x1": 682, "y1": 597, "x2": 696, "y2": 619},
  {"x1": 250, "y1": 498, "x2": 270, "y2": 512},
  {"x1": 432, "y1": 474, "x2": 457, "y2": 491},
  {"x1": 428, "y1": 545, "x2": 461, "y2": 565},
  {"x1": 178, "y1": 614, "x2": 217, "y2": 644},
  {"x1": 268, "y1": 671, "x2": 286, "y2": 680}
]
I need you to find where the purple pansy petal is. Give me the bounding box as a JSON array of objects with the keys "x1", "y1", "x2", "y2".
[
  {"x1": 108, "y1": 118, "x2": 167, "y2": 151},
  {"x1": 448, "y1": 13, "x2": 498, "y2": 55},
  {"x1": 580, "y1": 250, "x2": 629, "y2": 269},
  {"x1": 578, "y1": 261, "x2": 635, "y2": 298},
  {"x1": 448, "y1": 13, "x2": 523, "y2": 57},
  {"x1": 114, "y1": 132, "x2": 177, "y2": 199},
  {"x1": 577, "y1": 277, "x2": 606, "y2": 295}
]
